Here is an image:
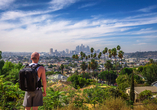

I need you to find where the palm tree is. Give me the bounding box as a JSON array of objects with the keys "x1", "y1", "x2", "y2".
[
  {"x1": 111, "y1": 48, "x2": 117, "y2": 64},
  {"x1": 102, "y1": 49, "x2": 106, "y2": 62},
  {"x1": 149, "y1": 59, "x2": 154, "y2": 63},
  {"x1": 117, "y1": 45, "x2": 121, "y2": 51},
  {"x1": 98, "y1": 52, "x2": 102, "y2": 70},
  {"x1": 108, "y1": 49, "x2": 111, "y2": 54},
  {"x1": 98, "y1": 52, "x2": 102, "y2": 60},
  {"x1": 104, "y1": 47, "x2": 108, "y2": 60},
  {"x1": 72, "y1": 54, "x2": 75, "y2": 59},
  {"x1": 104, "y1": 60, "x2": 113, "y2": 85},
  {"x1": 60, "y1": 64, "x2": 64, "y2": 75},
  {"x1": 108, "y1": 54, "x2": 112, "y2": 60},
  {"x1": 80, "y1": 51, "x2": 83, "y2": 57},
  {"x1": 85, "y1": 56, "x2": 88, "y2": 61},
  {"x1": 81, "y1": 56, "x2": 83, "y2": 61},
  {"x1": 118, "y1": 50, "x2": 124, "y2": 63},
  {"x1": 118, "y1": 50, "x2": 124, "y2": 73},
  {"x1": 83, "y1": 53, "x2": 86, "y2": 59},
  {"x1": 117, "y1": 45, "x2": 121, "y2": 62},
  {"x1": 90, "y1": 59, "x2": 98, "y2": 79},
  {"x1": 75, "y1": 54, "x2": 79, "y2": 60},
  {"x1": 80, "y1": 51, "x2": 84, "y2": 62},
  {"x1": 80, "y1": 62, "x2": 87, "y2": 78},
  {"x1": 88, "y1": 55, "x2": 90, "y2": 59},
  {"x1": 93, "y1": 53, "x2": 96, "y2": 59},
  {"x1": 108, "y1": 49, "x2": 112, "y2": 60},
  {"x1": 88, "y1": 62, "x2": 91, "y2": 73},
  {"x1": 90, "y1": 47, "x2": 94, "y2": 59},
  {"x1": 90, "y1": 47, "x2": 94, "y2": 53}
]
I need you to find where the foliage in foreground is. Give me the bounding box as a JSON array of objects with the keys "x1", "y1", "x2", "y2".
[{"x1": 67, "y1": 74, "x2": 94, "y2": 89}]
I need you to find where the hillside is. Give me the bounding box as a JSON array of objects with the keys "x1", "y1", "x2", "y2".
[{"x1": 126, "y1": 51, "x2": 157, "y2": 59}]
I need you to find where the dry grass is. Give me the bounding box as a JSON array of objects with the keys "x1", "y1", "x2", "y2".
[{"x1": 104, "y1": 97, "x2": 131, "y2": 110}]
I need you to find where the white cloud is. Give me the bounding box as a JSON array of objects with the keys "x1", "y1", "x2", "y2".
[
  {"x1": 78, "y1": 3, "x2": 97, "y2": 9},
  {"x1": 137, "y1": 43, "x2": 147, "y2": 45},
  {"x1": 0, "y1": 10, "x2": 54, "y2": 21},
  {"x1": 138, "y1": 5, "x2": 157, "y2": 12},
  {"x1": 0, "y1": 0, "x2": 79, "y2": 21},
  {"x1": 0, "y1": 10, "x2": 157, "y2": 52},
  {"x1": 49, "y1": 0, "x2": 78, "y2": 11},
  {"x1": 0, "y1": 0, "x2": 15, "y2": 10}
]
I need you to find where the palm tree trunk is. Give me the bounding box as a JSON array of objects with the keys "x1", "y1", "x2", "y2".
[
  {"x1": 108, "y1": 69, "x2": 109, "y2": 85},
  {"x1": 93, "y1": 69, "x2": 95, "y2": 79},
  {"x1": 110, "y1": 70, "x2": 111, "y2": 85}
]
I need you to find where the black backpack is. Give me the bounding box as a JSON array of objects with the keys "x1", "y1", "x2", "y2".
[{"x1": 19, "y1": 64, "x2": 43, "y2": 91}]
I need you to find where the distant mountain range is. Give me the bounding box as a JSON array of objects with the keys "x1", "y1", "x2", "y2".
[{"x1": 125, "y1": 51, "x2": 157, "y2": 59}]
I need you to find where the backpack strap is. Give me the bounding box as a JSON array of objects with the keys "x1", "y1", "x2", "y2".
[
  {"x1": 24, "y1": 64, "x2": 29, "y2": 68},
  {"x1": 32, "y1": 64, "x2": 44, "y2": 88}
]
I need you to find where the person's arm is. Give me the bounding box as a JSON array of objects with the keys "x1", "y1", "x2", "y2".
[{"x1": 38, "y1": 66, "x2": 47, "y2": 96}]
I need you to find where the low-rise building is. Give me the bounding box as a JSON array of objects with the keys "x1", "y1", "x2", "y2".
[{"x1": 126, "y1": 86, "x2": 157, "y2": 101}]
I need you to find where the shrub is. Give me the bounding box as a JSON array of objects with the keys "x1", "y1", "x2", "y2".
[
  {"x1": 139, "y1": 90, "x2": 152, "y2": 101},
  {"x1": 67, "y1": 75, "x2": 92, "y2": 89},
  {"x1": 104, "y1": 97, "x2": 130, "y2": 110}
]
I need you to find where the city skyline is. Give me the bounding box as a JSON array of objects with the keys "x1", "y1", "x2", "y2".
[{"x1": 0, "y1": 0, "x2": 157, "y2": 53}]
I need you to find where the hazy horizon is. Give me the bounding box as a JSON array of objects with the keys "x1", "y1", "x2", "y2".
[{"x1": 0, "y1": 0, "x2": 157, "y2": 53}]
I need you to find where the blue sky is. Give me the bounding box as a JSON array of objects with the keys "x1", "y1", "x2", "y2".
[{"x1": 0, "y1": 0, "x2": 157, "y2": 53}]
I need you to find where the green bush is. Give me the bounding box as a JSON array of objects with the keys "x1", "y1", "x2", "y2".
[
  {"x1": 39, "y1": 88, "x2": 68, "y2": 109},
  {"x1": 139, "y1": 90, "x2": 152, "y2": 101},
  {"x1": 67, "y1": 75, "x2": 92, "y2": 89},
  {"x1": 0, "y1": 76, "x2": 25, "y2": 110}
]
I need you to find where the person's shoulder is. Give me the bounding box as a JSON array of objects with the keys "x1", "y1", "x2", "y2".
[{"x1": 38, "y1": 65, "x2": 45, "y2": 70}]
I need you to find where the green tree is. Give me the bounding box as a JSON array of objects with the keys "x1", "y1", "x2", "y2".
[
  {"x1": 130, "y1": 73, "x2": 135, "y2": 105},
  {"x1": 83, "y1": 86, "x2": 107, "y2": 108},
  {"x1": 72, "y1": 54, "x2": 75, "y2": 59},
  {"x1": 139, "y1": 90, "x2": 152, "y2": 101},
  {"x1": 120, "y1": 67, "x2": 133, "y2": 76},
  {"x1": 85, "y1": 56, "x2": 88, "y2": 61},
  {"x1": 0, "y1": 60, "x2": 5, "y2": 74},
  {"x1": 90, "y1": 59, "x2": 98, "y2": 79},
  {"x1": 149, "y1": 59, "x2": 154, "y2": 63},
  {"x1": 104, "y1": 60, "x2": 113, "y2": 85},
  {"x1": 137, "y1": 66, "x2": 144, "y2": 73},
  {"x1": 90, "y1": 47, "x2": 94, "y2": 59},
  {"x1": 142, "y1": 64, "x2": 157, "y2": 85},
  {"x1": 93, "y1": 53, "x2": 96, "y2": 59},
  {"x1": 117, "y1": 45, "x2": 121, "y2": 51},
  {"x1": 80, "y1": 62, "x2": 87, "y2": 78},
  {"x1": 75, "y1": 54, "x2": 79, "y2": 61},
  {"x1": 104, "y1": 47, "x2": 108, "y2": 59},
  {"x1": 46, "y1": 71, "x2": 55, "y2": 76},
  {"x1": 0, "y1": 76, "x2": 24, "y2": 109},
  {"x1": 67, "y1": 75, "x2": 91, "y2": 89},
  {"x1": 108, "y1": 49, "x2": 112, "y2": 60},
  {"x1": 82, "y1": 53, "x2": 86, "y2": 58},
  {"x1": 116, "y1": 75, "x2": 130, "y2": 91},
  {"x1": 88, "y1": 55, "x2": 90, "y2": 59},
  {"x1": 118, "y1": 50, "x2": 124, "y2": 63},
  {"x1": 98, "y1": 52, "x2": 102, "y2": 65},
  {"x1": 111, "y1": 48, "x2": 117, "y2": 64},
  {"x1": 80, "y1": 51, "x2": 83, "y2": 57},
  {"x1": 88, "y1": 62, "x2": 91, "y2": 73},
  {"x1": 41, "y1": 88, "x2": 68, "y2": 109},
  {"x1": 60, "y1": 64, "x2": 64, "y2": 74},
  {"x1": 90, "y1": 47, "x2": 94, "y2": 53},
  {"x1": 98, "y1": 71, "x2": 108, "y2": 81}
]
